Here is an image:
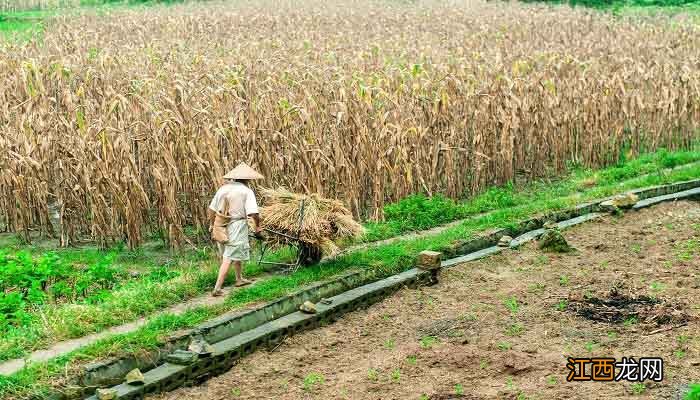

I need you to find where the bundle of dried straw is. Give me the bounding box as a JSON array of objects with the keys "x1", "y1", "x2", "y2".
[{"x1": 258, "y1": 188, "x2": 365, "y2": 257}]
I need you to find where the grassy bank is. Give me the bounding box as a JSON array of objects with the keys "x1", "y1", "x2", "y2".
[{"x1": 1, "y1": 148, "x2": 699, "y2": 399}]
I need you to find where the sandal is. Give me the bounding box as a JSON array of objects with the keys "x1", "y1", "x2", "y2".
[
  {"x1": 234, "y1": 279, "x2": 254, "y2": 287},
  {"x1": 211, "y1": 289, "x2": 225, "y2": 297}
]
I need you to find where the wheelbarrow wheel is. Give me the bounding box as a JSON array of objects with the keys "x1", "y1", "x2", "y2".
[{"x1": 298, "y1": 243, "x2": 322, "y2": 266}]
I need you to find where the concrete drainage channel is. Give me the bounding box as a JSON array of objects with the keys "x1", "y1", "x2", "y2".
[{"x1": 76, "y1": 179, "x2": 700, "y2": 400}]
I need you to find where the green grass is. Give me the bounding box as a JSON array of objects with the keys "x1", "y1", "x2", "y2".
[
  {"x1": 363, "y1": 148, "x2": 700, "y2": 242},
  {"x1": 0, "y1": 1, "x2": 192, "y2": 40},
  {"x1": 0, "y1": 148, "x2": 699, "y2": 398},
  {"x1": 520, "y1": 0, "x2": 700, "y2": 13}
]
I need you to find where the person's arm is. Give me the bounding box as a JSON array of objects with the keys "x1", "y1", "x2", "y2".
[
  {"x1": 245, "y1": 189, "x2": 262, "y2": 233},
  {"x1": 207, "y1": 189, "x2": 221, "y2": 231},
  {"x1": 249, "y1": 213, "x2": 261, "y2": 233}
]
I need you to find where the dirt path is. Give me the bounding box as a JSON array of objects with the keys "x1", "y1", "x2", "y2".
[
  {"x1": 0, "y1": 283, "x2": 244, "y2": 376},
  {"x1": 156, "y1": 200, "x2": 700, "y2": 400}
]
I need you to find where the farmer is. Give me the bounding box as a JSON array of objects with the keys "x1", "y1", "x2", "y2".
[{"x1": 208, "y1": 162, "x2": 264, "y2": 296}]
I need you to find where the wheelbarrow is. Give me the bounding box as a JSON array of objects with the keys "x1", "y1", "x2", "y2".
[{"x1": 249, "y1": 199, "x2": 322, "y2": 273}]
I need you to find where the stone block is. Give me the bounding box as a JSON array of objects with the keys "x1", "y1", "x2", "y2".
[{"x1": 416, "y1": 250, "x2": 442, "y2": 270}]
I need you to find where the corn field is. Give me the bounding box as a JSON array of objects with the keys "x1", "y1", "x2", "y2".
[{"x1": 1, "y1": 0, "x2": 699, "y2": 248}]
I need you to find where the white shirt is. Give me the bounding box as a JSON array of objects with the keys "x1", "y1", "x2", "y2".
[{"x1": 208, "y1": 182, "x2": 259, "y2": 220}]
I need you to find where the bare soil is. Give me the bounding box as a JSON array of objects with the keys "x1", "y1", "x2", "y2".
[{"x1": 155, "y1": 200, "x2": 700, "y2": 400}]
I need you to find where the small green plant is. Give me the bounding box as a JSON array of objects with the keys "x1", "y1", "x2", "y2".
[
  {"x1": 461, "y1": 312, "x2": 478, "y2": 321},
  {"x1": 685, "y1": 383, "x2": 700, "y2": 400},
  {"x1": 556, "y1": 299, "x2": 568, "y2": 311},
  {"x1": 623, "y1": 316, "x2": 638, "y2": 327},
  {"x1": 420, "y1": 335, "x2": 437, "y2": 349},
  {"x1": 534, "y1": 255, "x2": 549, "y2": 266},
  {"x1": 505, "y1": 322, "x2": 524, "y2": 336},
  {"x1": 497, "y1": 341, "x2": 512, "y2": 351},
  {"x1": 546, "y1": 375, "x2": 557, "y2": 386},
  {"x1": 384, "y1": 339, "x2": 395, "y2": 350},
  {"x1": 559, "y1": 274, "x2": 570, "y2": 286},
  {"x1": 506, "y1": 376, "x2": 515, "y2": 390},
  {"x1": 631, "y1": 382, "x2": 646, "y2": 395},
  {"x1": 650, "y1": 281, "x2": 666, "y2": 292},
  {"x1": 391, "y1": 368, "x2": 401, "y2": 382},
  {"x1": 455, "y1": 383, "x2": 464, "y2": 395},
  {"x1": 584, "y1": 341, "x2": 597, "y2": 352},
  {"x1": 303, "y1": 372, "x2": 325, "y2": 391},
  {"x1": 528, "y1": 282, "x2": 546, "y2": 294},
  {"x1": 419, "y1": 395, "x2": 429, "y2": 400},
  {"x1": 406, "y1": 355, "x2": 417, "y2": 366},
  {"x1": 674, "y1": 349, "x2": 686, "y2": 359},
  {"x1": 231, "y1": 388, "x2": 241, "y2": 397},
  {"x1": 480, "y1": 359, "x2": 489, "y2": 369},
  {"x1": 607, "y1": 331, "x2": 618, "y2": 340},
  {"x1": 367, "y1": 368, "x2": 379, "y2": 381},
  {"x1": 503, "y1": 296, "x2": 520, "y2": 314},
  {"x1": 630, "y1": 243, "x2": 642, "y2": 253}
]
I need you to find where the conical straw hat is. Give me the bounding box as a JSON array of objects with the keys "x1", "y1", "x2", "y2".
[{"x1": 223, "y1": 162, "x2": 264, "y2": 180}]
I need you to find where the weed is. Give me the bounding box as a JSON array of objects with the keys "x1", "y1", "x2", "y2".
[
  {"x1": 455, "y1": 383, "x2": 464, "y2": 395},
  {"x1": 556, "y1": 299, "x2": 568, "y2": 311},
  {"x1": 302, "y1": 372, "x2": 325, "y2": 391},
  {"x1": 406, "y1": 355, "x2": 417, "y2": 366},
  {"x1": 506, "y1": 376, "x2": 515, "y2": 390},
  {"x1": 367, "y1": 368, "x2": 379, "y2": 381},
  {"x1": 231, "y1": 388, "x2": 241, "y2": 397},
  {"x1": 546, "y1": 375, "x2": 557, "y2": 386},
  {"x1": 383, "y1": 339, "x2": 395, "y2": 350},
  {"x1": 528, "y1": 282, "x2": 546, "y2": 294},
  {"x1": 505, "y1": 322, "x2": 525, "y2": 336},
  {"x1": 498, "y1": 341, "x2": 512, "y2": 351},
  {"x1": 623, "y1": 316, "x2": 638, "y2": 327},
  {"x1": 391, "y1": 368, "x2": 401, "y2": 383},
  {"x1": 584, "y1": 341, "x2": 597, "y2": 352},
  {"x1": 503, "y1": 296, "x2": 520, "y2": 314},
  {"x1": 631, "y1": 382, "x2": 646, "y2": 395},
  {"x1": 559, "y1": 274, "x2": 570, "y2": 286},
  {"x1": 675, "y1": 350, "x2": 686, "y2": 359},
  {"x1": 420, "y1": 335, "x2": 438, "y2": 349},
  {"x1": 685, "y1": 383, "x2": 700, "y2": 400},
  {"x1": 607, "y1": 331, "x2": 618, "y2": 340},
  {"x1": 534, "y1": 255, "x2": 550, "y2": 266},
  {"x1": 650, "y1": 281, "x2": 666, "y2": 292},
  {"x1": 461, "y1": 312, "x2": 478, "y2": 321},
  {"x1": 480, "y1": 359, "x2": 490, "y2": 369},
  {"x1": 630, "y1": 243, "x2": 642, "y2": 253}
]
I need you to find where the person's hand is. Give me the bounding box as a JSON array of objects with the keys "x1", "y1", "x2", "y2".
[{"x1": 254, "y1": 227, "x2": 264, "y2": 239}]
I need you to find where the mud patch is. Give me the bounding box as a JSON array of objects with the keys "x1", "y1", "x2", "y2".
[
  {"x1": 416, "y1": 318, "x2": 471, "y2": 339},
  {"x1": 568, "y1": 287, "x2": 690, "y2": 326}
]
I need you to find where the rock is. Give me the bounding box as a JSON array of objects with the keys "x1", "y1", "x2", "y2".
[
  {"x1": 319, "y1": 298, "x2": 333, "y2": 305},
  {"x1": 416, "y1": 250, "x2": 442, "y2": 270},
  {"x1": 129, "y1": 270, "x2": 141, "y2": 279},
  {"x1": 497, "y1": 235, "x2": 513, "y2": 247},
  {"x1": 125, "y1": 368, "x2": 145, "y2": 385},
  {"x1": 166, "y1": 349, "x2": 199, "y2": 365},
  {"x1": 601, "y1": 192, "x2": 639, "y2": 213},
  {"x1": 538, "y1": 229, "x2": 573, "y2": 253},
  {"x1": 96, "y1": 388, "x2": 117, "y2": 400},
  {"x1": 188, "y1": 335, "x2": 214, "y2": 357},
  {"x1": 299, "y1": 300, "x2": 317, "y2": 314},
  {"x1": 543, "y1": 220, "x2": 558, "y2": 230}
]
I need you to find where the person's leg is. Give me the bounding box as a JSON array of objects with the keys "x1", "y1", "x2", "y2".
[
  {"x1": 213, "y1": 257, "x2": 231, "y2": 293},
  {"x1": 233, "y1": 260, "x2": 243, "y2": 281}
]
